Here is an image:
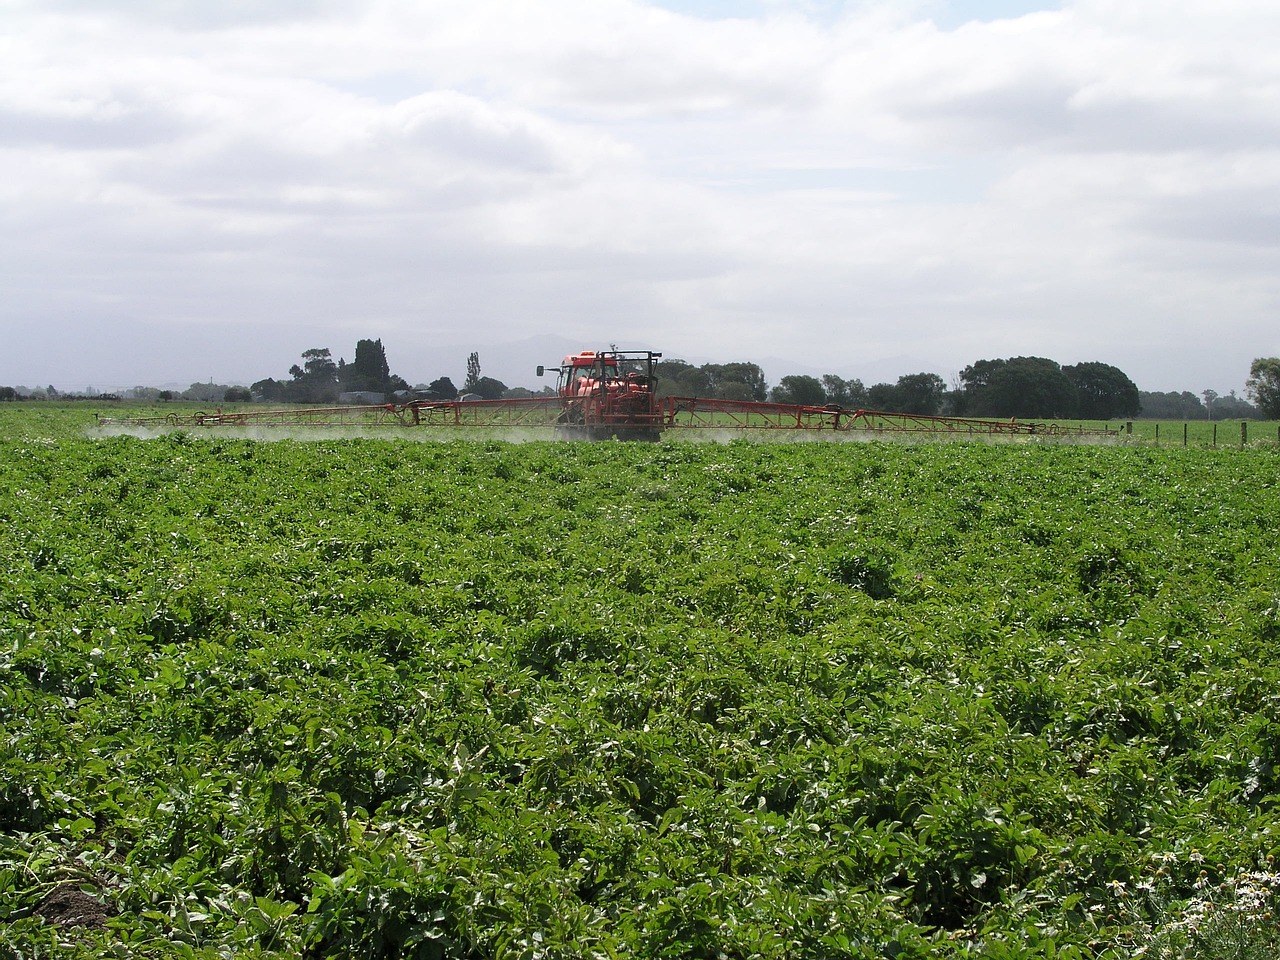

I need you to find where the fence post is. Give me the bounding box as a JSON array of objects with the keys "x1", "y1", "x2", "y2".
[
  {"x1": 1155, "y1": 422, "x2": 1160, "y2": 446},
  {"x1": 1183, "y1": 422, "x2": 1188, "y2": 447},
  {"x1": 1213, "y1": 422, "x2": 1217, "y2": 447},
  {"x1": 1242, "y1": 421, "x2": 1248, "y2": 446}
]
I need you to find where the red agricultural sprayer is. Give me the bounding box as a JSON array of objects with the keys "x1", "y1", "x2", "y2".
[{"x1": 97, "y1": 348, "x2": 1118, "y2": 440}]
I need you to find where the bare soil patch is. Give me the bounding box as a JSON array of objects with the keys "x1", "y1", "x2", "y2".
[{"x1": 34, "y1": 885, "x2": 113, "y2": 929}]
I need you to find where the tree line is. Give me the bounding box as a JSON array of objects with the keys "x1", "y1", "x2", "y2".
[
  {"x1": 6, "y1": 345, "x2": 1280, "y2": 421},
  {"x1": 251, "y1": 340, "x2": 410, "y2": 404},
  {"x1": 250, "y1": 345, "x2": 524, "y2": 404},
  {"x1": 658, "y1": 357, "x2": 1144, "y2": 420},
  {"x1": 656, "y1": 356, "x2": 1280, "y2": 421}
]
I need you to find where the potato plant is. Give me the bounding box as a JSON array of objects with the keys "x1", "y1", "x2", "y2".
[{"x1": 2, "y1": 414, "x2": 1279, "y2": 957}]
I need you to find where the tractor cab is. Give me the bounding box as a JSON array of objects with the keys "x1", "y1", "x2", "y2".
[
  {"x1": 562, "y1": 351, "x2": 614, "y2": 397},
  {"x1": 537, "y1": 349, "x2": 664, "y2": 439},
  {"x1": 564, "y1": 351, "x2": 640, "y2": 397},
  {"x1": 538, "y1": 350, "x2": 662, "y2": 398}
]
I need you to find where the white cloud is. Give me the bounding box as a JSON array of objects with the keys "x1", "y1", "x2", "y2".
[{"x1": 1, "y1": 0, "x2": 1278, "y2": 394}]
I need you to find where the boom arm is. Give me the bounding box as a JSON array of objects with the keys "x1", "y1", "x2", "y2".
[{"x1": 98, "y1": 396, "x2": 1114, "y2": 438}]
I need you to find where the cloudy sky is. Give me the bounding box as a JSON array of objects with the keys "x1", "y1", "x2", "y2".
[{"x1": 3, "y1": 0, "x2": 1277, "y2": 395}]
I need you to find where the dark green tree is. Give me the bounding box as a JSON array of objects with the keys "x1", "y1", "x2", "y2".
[
  {"x1": 1246, "y1": 357, "x2": 1280, "y2": 419},
  {"x1": 296, "y1": 348, "x2": 337, "y2": 380},
  {"x1": 344, "y1": 338, "x2": 392, "y2": 392},
  {"x1": 1210, "y1": 391, "x2": 1258, "y2": 419},
  {"x1": 865, "y1": 382, "x2": 900, "y2": 410},
  {"x1": 1138, "y1": 390, "x2": 1206, "y2": 419},
  {"x1": 1062, "y1": 362, "x2": 1140, "y2": 419},
  {"x1": 470, "y1": 376, "x2": 507, "y2": 400},
  {"x1": 771, "y1": 375, "x2": 827, "y2": 406},
  {"x1": 894, "y1": 372, "x2": 947, "y2": 415},
  {"x1": 702, "y1": 362, "x2": 768, "y2": 401},
  {"x1": 654, "y1": 360, "x2": 713, "y2": 398},
  {"x1": 464, "y1": 352, "x2": 482, "y2": 394},
  {"x1": 288, "y1": 348, "x2": 339, "y2": 403},
  {"x1": 821, "y1": 375, "x2": 865, "y2": 408},
  {"x1": 252, "y1": 378, "x2": 287, "y2": 402},
  {"x1": 960, "y1": 357, "x2": 1077, "y2": 418},
  {"x1": 425, "y1": 376, "x2": 458, "y2": 400},
  {"x1": 182, "y1": 382, "x2": 233, "y2": 402}
]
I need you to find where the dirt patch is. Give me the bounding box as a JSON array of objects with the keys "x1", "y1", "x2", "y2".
[{"x1": 34, "y1": 885, "x2": 114, "y2": 929}]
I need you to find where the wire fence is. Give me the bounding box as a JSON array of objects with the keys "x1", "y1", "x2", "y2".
[{"x1": 1111, "y1": 419, "x2": 1280, "y2": 448}]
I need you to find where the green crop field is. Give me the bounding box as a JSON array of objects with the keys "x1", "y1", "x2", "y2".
[
  {"x1": 3, "y1": 404, "x2": 1280, "y2": 958},
  {"x1": 1082, "y1": 419, "x2": 1280, "y2": 448}
]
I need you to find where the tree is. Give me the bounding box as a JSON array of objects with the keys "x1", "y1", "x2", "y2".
[
  {"x1": 464, "y1": 352, "x2": 482, "y2": 394},
  {"x1": 960, "y1": 357, "x2": 1077, "y2": 418},
  {"x1": 0, "y1": 387, "x2": 16, "y2": 402},
  {"x1": 770, "y1": 375, "x2": 827, "y2": 406},
  {"x1": 712, "y1": 381, "x2": 751, "y2": 402},
  {"x1": 344, "y1": 338, "x2": 392, "y2": 392},
  {"x1": 655, "y1": 360, "x2": 712, "y2": 398},
  {"x1": 288, "y1": 348, "x2": 340, "y2": 403},
  {"x1": 182, "y1": 382, "x2": 232, "y2": 402},
  {"x1": 1202, "y1": 389, "x2": 1219, "y2": 421},
  {"x1": 223, "y1": 387, "x2": 252, "y2": 403},
  {"x1": 702, "y1": 362, "x2": 768, "y2": 401},
  {"x1": 252, "y1": 378, "x2": 287, "y2": 402},
  {"x1": 894, "y1": 373, "x2": 947, "y2": 415},
  {"x1": 422, "y1": 376, "x2": 458, "y2": 400},
  {"x1": 821, "y1": 375, "x2": 865, "y2": 408},
  {"x1": 470, "y1": 376, "x2": 507, "y2": 400},
  {"x1": 1246, "y1": 357, "x2": 1280, "y2": 419},
  {"x1": 1138, "y1": 390, "x2": 1206, "y2": 419},
  {"x1": 298, "y1": 348, "x2": 337, "y2": 381},
  {"x1": 865, "y1": 382, "x2": 900, "y2": 410},
  {"x1": 1062, "y1": 362, "x2": 1140, "y2": 419},
  {"x1": 1209, "y1": 391, "x2": 1258, "y2": 420}
]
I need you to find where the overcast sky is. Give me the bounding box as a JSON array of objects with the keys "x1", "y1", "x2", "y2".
[{"x1": 3, "y1": 0, "x2": 1278, "y2": 395}]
